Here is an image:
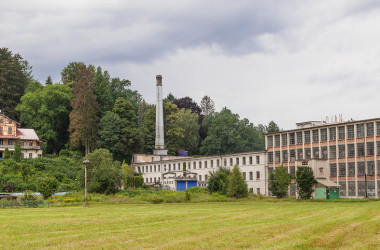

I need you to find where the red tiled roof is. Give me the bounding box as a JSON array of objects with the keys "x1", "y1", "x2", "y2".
[{"x1": 17, "y1": 129, "x2": 40, "y2": 140}]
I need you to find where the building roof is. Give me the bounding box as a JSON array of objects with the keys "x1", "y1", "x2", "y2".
[
  {"x1": 316, "y1": 179, "x2": 340, "y2": 187},
  {"x1": 0, "y1": 113, "x2": 21, "y2": 126},
  {"x1": 17, "y1": 129, "x2": 40, "y2": 140}
]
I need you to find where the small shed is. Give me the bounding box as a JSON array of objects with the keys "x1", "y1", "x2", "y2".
[
  {"x1": 315, "y1": 178, "x2": 340, "y2": 199},
  {"x1": 175, "y1": 177, "x2": 198, "y2": 191}
]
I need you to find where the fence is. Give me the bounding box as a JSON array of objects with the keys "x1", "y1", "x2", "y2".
[{"x1": 0, "y1": 199, "x2": 49, "y2": 208}]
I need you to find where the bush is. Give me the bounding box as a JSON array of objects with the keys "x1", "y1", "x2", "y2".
[
  {"x1": 207, "y1": 167, "x2": 230, "y2": 195},
  {"x1": 227, "y1": 165, "x2": 248, "y2": 198},
  {"x1": 296, "y1": 166, "x2": 316, "y2": 200},
  {"x1": 36, "y1": 177, "x2": 59, "y2": 199},
  {"x1": 185, "y1": 189, "x2": 191, "y2": 201},
  {"x1": 268, "y1": 165, "x2": 291, "y2": 198}
]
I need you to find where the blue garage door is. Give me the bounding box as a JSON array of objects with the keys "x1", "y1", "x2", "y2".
[
  {"x1": 187, "y1": 181, "x2": 197, "y2": 189},
  {"x1": 177, "y1": 181, "x2": 186, "y2": 191}
]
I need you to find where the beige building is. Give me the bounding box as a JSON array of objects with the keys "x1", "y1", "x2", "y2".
[
  {"x1": 0, "y1": 113, "x2": 43, "y2": 159},
  {"x1": 132, "y1": 151, "x2": 267, "y2": 194},
  {"x1": 266, "y1": 118, "x2": 380, "y2": 198}
]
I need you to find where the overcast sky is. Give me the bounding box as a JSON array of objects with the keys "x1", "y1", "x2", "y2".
[{"x1": 2, "y1": 0, "x2": 380, "y2": 129}]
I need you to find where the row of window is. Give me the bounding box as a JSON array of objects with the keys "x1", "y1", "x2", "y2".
[
  {"x1": 267, "y1": 122, "x2": 380, "y2": 147},
  {"x1": 338, "y1": 180, "x2": 379, "y2": 197},
  {"x1": 268, "y1": 142, "x2": 380, "y2": 163},
  {"x1": 0, "y1": 139, "x2": 35, "y2": 146},
  {"x1": 330, "y1": 160, "x2": 380, "y2": 177},
  {"x1": 0, "y1": 126, "x2": 13, "y2": 136},
  {"x1": 0, "y1": 151, "x2": 39, "y2": 159},
  {"x1": 137, "y1": 155, "x2": 262, "y2": 173},
  {"x1": 242, "y1": 171, "x2": 261, "y2": 180},
  {"x1": 268, "y1": 166, "x2": 296, "y2": 176},
  {"x1": 0, "y1": 118, "x2": 13, "y2": 124}
]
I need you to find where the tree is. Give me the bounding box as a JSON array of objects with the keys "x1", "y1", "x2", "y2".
[
  {"x1": 45, "y1": 76, "x2": 53, "y2": 85},
  {"x1": 296, "y1": 166, "x2": 316, "y2": 199},
  {"x1": 36, "y1": 177, "x2": 58, "y2": 199},
  {"x1": 227, "y1": 165, "x2": 248, "y2": 198},
  {"x1": 61, "y1": 62, "x2": 95, "y2": 87},
  {"x1": 69, "y1": 65, "x2": 99, "y2": 155},
  {"x1": 97, "y1": 111, "x2": 123, "y2": 157},
  {"x1": 4, "y1": 148, "x2": 10, "y2": 159},
  {"x1": 268, "y1": 165, "x2": 291, "y2": 198},
  {"x1": 166, "y1": 108, "x2": 200, "y2": 154},
  {"x1": 86, "y1": 149, "x2": 122, "y2": 194},
  {"x1": 0, "y1": 48, "x2": 32, "y2": 119},
  {"x1": 165, "y1": 93, "x2": 176, "y2": 103},
  {"x1": 93, "y1": 67, "x2": 113, "y2": 115},
  {"x1": 121, "y1": 162, "x2": 135, "y2": 189},
  {"x1": 207, "y1": 168, "x2": 230, "y2": 195},
  {"x1": 200, "y1": 95, "x2": 215, "y2": 116},
  {"x1": 16, "y1": 84, "x2": 72, "y2": 153},
  {"x1": 266, "y1": 121, "x2": 281, "y2": 133},
  {"x1": 174, "y1": 97, "x2": 202, "y2": 116},
  {"x1": 13, "y1": 140, "x2": 21, "y2": 162}
]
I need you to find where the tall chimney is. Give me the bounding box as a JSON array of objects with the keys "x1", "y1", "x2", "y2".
[{"x1": 154, "y1": 75, "x2": 168, "y2": 155}]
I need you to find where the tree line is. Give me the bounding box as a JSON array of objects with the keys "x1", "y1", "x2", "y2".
[{"x1": 0, "y1": 47, "x2": 281, "y2": 162}]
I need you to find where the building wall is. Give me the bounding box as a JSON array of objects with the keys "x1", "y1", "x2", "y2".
[
  {"x1": 132, "y1": 151, "x2": 267, "y2": 195},
  {"x1": 266, "y1": 119, "x2": 380, "y2": 198}
]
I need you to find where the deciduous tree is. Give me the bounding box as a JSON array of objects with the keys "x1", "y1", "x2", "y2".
[
  {"x1": 296, "y1": 166, "x2": 316, "y2": 199},
  {"x1": 268, "y1": 165, "x2": 291, "y2": 198},
  {"x1": 227, "y1": 165, "x2": 248, "y2": 198}
]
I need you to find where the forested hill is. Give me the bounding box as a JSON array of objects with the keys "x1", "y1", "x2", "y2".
[{"x1": 0, "y1": 47, "x2": 281, "y2": 162}]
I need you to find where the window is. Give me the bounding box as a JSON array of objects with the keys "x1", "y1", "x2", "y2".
[
  {"x1": 347, "y1": 144, "x2": 355, "y2": 157},
  {"x1": 297, "y1": 132, "x2": 302, "y2": 144},
  {"x1": 304, "y1": 131, "x2": 310, "y2": 143},
  {"x1": 330, "y1": 163, "x2": 337, "y2": 177},
  {"x1": 358, "y1": 181, "x2": 366, "y2": 197},
  {"x1": 8, "y1": 139, "x2": 12, "y2": 146},
  {"x1": 8, "y1": 127, "x2": 12, "y2": 135},
  {"x1": 348, "y1": 181, "x2": 356, "y2": 196},
  {"x1": 357, "y1": 162, "x2": 365, "y2": 175},
  {"x1": 267, "y1": 136, "x2": 273, "y2": 147},
  {"x1": 199, "y1": 175, "x2": 202, "y2": 181},
  {"x1": 229, "y1": 158, "x2": 233, "y2": 166},
  {"x1": 347, "y1": 125, "x2": 354, "y2": 139},
  {"x1": 268, "y1": 152, "x2": 273, "y2": 163},
  {"x1": 377, "y1": 122, "x2": 380, "y2": 135},
  {"x1": 347, "y1": 162, "x2": 355, "y2": 177},
  {"x1": 378, "y1": 142, "x2": 380, "y2": 155},
  {"x1": 329, "y1": 127, "x2": 336, "y2": 141},
  {"x1": 356, "y1": 124, "x2": 364, "y2": 138},
  {"x1": 321, "y1": 146, "x2": 328, "y2": 159},
  {"x1": 211, "y1": 160, "x2": 214, "y2": 168},
  {"x1": 224, "y1": 159, "x2": 227, "y2": 167},
  {"x1": 20, "y1": 140, "x2": 24, "y2": 146},
  {"x1": 289, "y1": 133, "x2": 295, "y2": 145},
  {"x1": 256, "y1": 171, "x2": 260, "y2": 179},
  {"x1": 297, "y1": 149, "x2": 303, "y2": 160},
  {"x1": 0, "y1": 118, "x2": 3, "y2": 123},
  {"x1": 289, "y1": 150, "x2": 295, "y2": 161},
  {"x1": 367, "y1": 122, "x2": 374, "y2": 136},
  {"x1": 149, "y1": 166, "x2": 152, "y2": 172},
  {"x1": 357, "y1": 143, "x2": 365, "y2": 157},
  {"x1": 257, "y1": 188, "x2": 260, "y2": 194},
  {"x1": 281, "y1": 134, "x2": 287, "y2": 146},
  {"x1": 338, "y1": 126, "x2": 345, "y2": 140},
  {"x1": 305, "y1": 148, "x2": 311, "y2": 159},
  {"x1": 339, "y1": 145, "x2": 345, "y2": 158},
  {"x1": 289, "y1": 166, "x2": 295, "y2": 176},
  {"x1": 242, "y1": 157, "x2": 246, "y2": 165},
  {"x1": 275, "y1": 135, "x2": 280, "y2": 147},
  {"x1": 367, "y1": 142, "x2": 374, "y2": 156},
  {"x1": 29, "y1": 140, "x2": 33, "y2": 146},
  {"x1": 193, "y1": 162, "x2": 196, "y2": 169},
  {"x1": 7, "y1": 119, "x2": 11, "y2": 124},
  {"x1": 0, "y1": 139, "x2": 3, "y2": 145},
  {"x1": 158, "y1": 166, "x2": 161, "y2": 172},
  {"x1": 320, "y1": 129, "x2": 327, "y2": 142},
  {"x1": 338, "y1": 181, "x2": 345, "y2": 197},
  {"x1": 217, "y1": 159, "x2": 220, "y2": 167},
  {"x1": 313, "y1": 147, "x2": 319, "y2": 159},
  {"x1": 275, "y1": 151, "x2": 280, "y2": 163},
  {"x1": 249, "y1": 156, "x2": 253, "y2": 165},
  {"x1": 199, "y1": 161, "x2": 202, "y2": 168},
  {"x1": 0, "y1": 127, "x2": 2, "y2": 135},
  {"x1": 282, "y1": 151, "x2": 288, "y2": 162},
  {"x1": 236, "y1": 158, "x2": 239, "y2": 166},
  {"x1": 339, "y1": 163, "x2": 346, "y2": 177},
  {"x1": 256, "y1": 156, "x2": 260, "y2": 164},
  {"x1": 249, "y1": 172, "x2": 253, "y2": 180},
  {"x1": 368, "y1": 161, "x2": 375, "y2": 175},
  {"x1": 312, "y1": 130, "x2": 319, "y2": 143},
  {"x1": 205, "y1": 175, "x2": 208, "y2": 181},
  {"x1": 329, "y1": 145, "x2": 336, "y2": 158},
  {"x1": 154, "y1": 165, "x2": 156, "y2": 172},
  {"x1": 205, "y1": 161, "x2": 208, "y2": 168},
  {"x1": 29, "y1": 153, "x2": 33, "y2": 158}
]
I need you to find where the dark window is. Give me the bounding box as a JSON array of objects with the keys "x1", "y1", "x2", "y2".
[
  {"x1": 347, "y1": 125, "x2": 354, "y2": 139},
  {"x1": 20, "y1": 140, "x2": 24, "y2": 146},
  {"x1": 282, "y1": 151, "x2": 288, "y2": 162},
  {"x1": 338, "y1": 126, "x2": 345, "y2": 140},
  {"x1": 242, "y1": 157, "x2": 246, "y2": 165},
  {"x1": 249, "y1": 156, "x2": 253, "y2": 165},
  {"x1": 256, "y1": 156, "x2": 260, "y2": 164},
  {"x1": 348, "y1": 181, "x2": 356, "y2": 196},
  {"x1": 8, "y1": 127, "x2": 12, "y2": 135},
  {"x1": 281, "y1": 134, "x2": 287, "y2": 146},
  {"x1": 297, "y1": 132, "x2": 302, "y2": 145},
  {"x1": 313, "y1": 147, "x2": 319, "y2": 158},
  {"x1": 0, "y1": 127, "x2": 2, "y2": 135},
  {"x1": 275, "y1": 135, "x2": 280, "y2": 147},
  {"x1": 289, "y1": 133, "x2": 295, "y2": 145},
  {"x1": 217, "y1": 160, "x2": 220, "y2": 167},
  {"x1": 236, "y1": 158, "x2": 239, "y2": 165},
  {"x1": 321, "y1": 146, "x2": 328, "y2": 159},
  {"x1": 305, "y1": 148, "x2": 311, "y2": 159},
  {"x1": 339, "y1": 163, "x2": 346, "y2": 177},
  {"x1": 211, "y1": 160, "x2": 214, "y2": 168},
  {"x1": 297, "y1": 149, "x2": 303, "y2": 160},
  {"x1": 275, "y1": 151, "x2": 280, "y2": 163},
  {"x1": 249, "y1": 172, "x2": 253, "y2": 180},
  {"x1": 312, "y1": 130, "x2": 319, "y2": 143},
  {"x1": 377, "y1": 122, "x2": 380, "y2": 135},
  {"x1": 330, "y1": 163, "x2": 337, "y2": 177},
  {"x1": 357, "y1": 143, "x2": 365, "y2": 157},
  {"x1": 347, "y1": 144, "x2": 355, "y2": 157},
  {"x1": 368, "y1": 161, "x2": 375, "y2": 175},
  {"x1": 289, "y1": 150, "x2": 295, "y2": 161},
  {"x1": 29, "y1": 140, "x2": 33, "y2": 146},
  {"x1": 304, "y1": 131, "x2": 310, "y2": 143},
  {"x1": 8, "y1": 139, "x2": 12, "y2": 146},
  {"x1": 229, "y1": 158, "x2": 233, "y2": 166},
  {"x1": 320, "y1": 129, "x2": 327, "y2": 142},
  {"x1": 357, "y1": 162, "x2": 365, "y2": 176},
  {"x1": 289, "y1": 166, "x2": 295, "y2": 176},
  {"x1": 367, "y1": 142, "x2": 374, "y2": 156},
  {"x1": 329, "y1": 127, "x2": 336, "y2": 141},
  {"x1": 340, "y1": 182, "x2": 346, "y2": 197},
  {"x1": 329, "y1": 145, "x2": 336, "y2": 158},
  {"x1": 378, "y1": 142, "x2": 380, "y2": 155},
  {"x1": 356, "y1": 124, "x2": 364, "y2": 138},
  {"x1": 268, "y1": 152, "x2": 273, "y2": 163},
  {"x1": 339, "y1": 145, "x2": 345, "y2": 158},
  {"x1": 348, "y1": 162, "x2": 355, "y2": 177},
  {"x1": 267, "y1": 136, "x2": 273, "y2": 147},
  {"x1": 367, "y1": 122, "x2": 374, "y2": 136},
  {"x1": 256, "y1": 171, "x2": 260, "y2": 179},
  {"x1": 358, "y1": 181, "x2": 366, "y2": 197},
  {"x1": 205, "y1": 161, "x2": 207, "y2": 168}
]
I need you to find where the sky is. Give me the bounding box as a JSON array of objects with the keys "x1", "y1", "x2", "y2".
[{"x1": 2, "y1": 0, "x2": 380, "y2": 129}]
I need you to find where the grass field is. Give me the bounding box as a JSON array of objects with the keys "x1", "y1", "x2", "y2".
[{"x1": 1, "y1": 200, "x2": 380, "y2": 249}]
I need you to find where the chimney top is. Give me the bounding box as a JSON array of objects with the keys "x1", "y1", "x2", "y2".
[{"x1": 156, "y1": 75, "x2": 162, "y2": 86}]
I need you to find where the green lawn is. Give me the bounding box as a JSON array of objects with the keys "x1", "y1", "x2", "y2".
[{"x1": 1, "y1": 200, "x2": 380, "y2": 249}]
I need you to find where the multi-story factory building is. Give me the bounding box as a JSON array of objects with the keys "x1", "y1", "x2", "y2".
[{"x1": 266, "y1": 118, "x2": 380, "y2": 198}]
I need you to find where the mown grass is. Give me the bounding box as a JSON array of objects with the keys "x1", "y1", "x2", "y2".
[{"x1": 1, "y1": 200, "x2": 380, "y2": 249}]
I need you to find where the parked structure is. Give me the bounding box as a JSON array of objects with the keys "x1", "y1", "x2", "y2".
[
  {"x1": 266, "y1": 118, "x2": 380, "y2": 198},
  {"x1": 0, "y1": 113, "x2": 43, "y2": 159}
]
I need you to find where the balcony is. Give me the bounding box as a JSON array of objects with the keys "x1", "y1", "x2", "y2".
[
  {"x1": 0, "y1": 145, "x2": 14, "y2": 149},
  {"x1": 21, "y1": 146, "x2": 41, "y2": 150}
]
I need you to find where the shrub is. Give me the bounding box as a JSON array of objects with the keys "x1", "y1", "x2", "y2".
[
  {"x1": 36, "y1": 177, "x2": 59, "y2": 199},
  {"x1": 185, "y1": 189, "x2": 191, "y2": 201},
  {"x1": 227, "y1": 165, "x2": 248, "y2": 198},
  {"x1": 296, "y1": 166, "x2": 316, "y2": 200},
  {"x1": 268, "y1": 165, "x2": 291, "y2": 198},
  {"x1": 207, "y1": 167, "x2": 230, "y2": 195}
]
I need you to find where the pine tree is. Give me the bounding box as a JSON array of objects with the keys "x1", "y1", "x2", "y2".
[
  {"x1": 4, "y1": 147, "x2": 10, "y2": 159},
  {"x1": 45, "y1": 75, "x2": 53, "y2": 85},
  {"x1": 69, "y1": 65, "x2": 99, "y2": 155},
  {"x1": 13, "y1": 140, "x2": 21, "y2": 162}
]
